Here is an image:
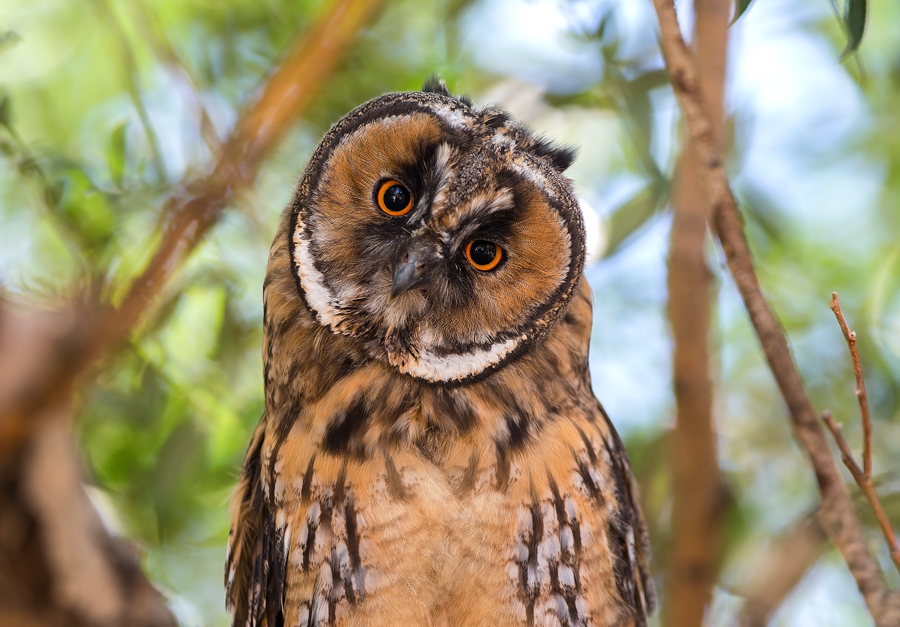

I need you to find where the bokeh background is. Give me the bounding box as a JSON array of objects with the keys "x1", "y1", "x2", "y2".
[{"x1": 1, "y1": 0, "x2": 899, "y2": 624}]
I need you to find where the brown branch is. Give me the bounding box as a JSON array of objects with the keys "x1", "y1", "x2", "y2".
[
  {"x1": 823, "y1": 414, "x2": 900, "y2": 573},
  {"x1": 649, "y1": 0, "x2": 900, "y2": 623},
  {"x1": 665, "y1": 0, "x2": 729, "y2": 624},
  {"x1": 0, "y1": 0, "x2": 384, "y2": 455},
  {"x1": 829, "y1": 293, "x2": 872, "y2": 478},
  {"x1": 822, "y1": 412, "x2": 863, "y2": 478},
  {"x1": 823, "y1": 295, "x2": 900, "y2": 574},
  {"x1": 0, "y1": 1, "x2": 384, "y2": 624},
  {"x1": 0, "y1": 306, "x2": 175, "y2": 626}
]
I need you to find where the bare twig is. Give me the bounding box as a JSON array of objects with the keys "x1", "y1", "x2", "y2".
[
  {"x1": 94, "y1": 0, "x2": 167, "y2": 182},
  {"x1": 822, "y1": 412, "x2": 863, "y2": 477},
  {"x1": 823, "y1": 294, "x2": 900, "y2": 574},
  {"x1": 129, "y1": 0, "x2": 221, "y2": 152},
  {"x1": 824, "y1": 412, "x2": 900, "y2": 574},
  {"x1": 665, "y1": 0, "x2": 729, "y2": 624},
  {"x1": 829, "y1": 293, "x2": 872, "y2": 478},
  {"x1": 650, "y1": 0, "x2": 900, "y2": 622}
]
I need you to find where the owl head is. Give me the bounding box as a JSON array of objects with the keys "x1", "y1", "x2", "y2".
[{"x1": 288, "y1": 79, "x2": 586, "y2": 384}]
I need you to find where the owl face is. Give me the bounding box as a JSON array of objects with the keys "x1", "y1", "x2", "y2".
[{"x1": 289, "y1": 83, "x2": 585, "y2": 383}]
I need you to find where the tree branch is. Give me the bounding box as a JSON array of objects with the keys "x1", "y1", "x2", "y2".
[
  {"x1": 829, "y1": 293, "x2": 872, "y2": 479},
  {"x1": 0, "y1": 0, "x2": 384, "y2": 455},
  {"x1": 649, "y1": 0, "x2": 900, "y2": 623},
  {"x1": 0, "y1": 1, "x2": 384, "y2": 624},
  {"x1": 665, "y1": 0, "x2": 729, "y2": 624},
  {"x1": 824, "y1": 293, "x2": 900, "y2": 574}
]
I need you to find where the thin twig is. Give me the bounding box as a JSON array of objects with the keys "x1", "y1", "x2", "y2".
[
  {"x1": 649, "y1": 0, "x2": 900, "y2": 622},
  {"x1": 822, "y1": 412, "x2": 863, "y2": 479},
  {"x1": 830, "y1": 292, "x2": 872, "y2": 478},
  {"x1": 129, "y1": 0, "x2": 221, "y2": 152},
  {"x1": 823, "y1": 295, "x2": 900, "y2": 574},
  {"x1": 94, "y1": 0, "x2": 167, "y2": 182}
]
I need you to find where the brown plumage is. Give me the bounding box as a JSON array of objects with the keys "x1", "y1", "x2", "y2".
[{"x1": 226, "y1": 79, "x2": 655, "y2": 627}]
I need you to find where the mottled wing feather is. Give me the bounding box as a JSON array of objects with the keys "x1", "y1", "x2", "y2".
[
  {"x1": 595, "y1": 407, "x2": 656, "y2": 624},
  {"x1": 226, "y1": 414, "x2": 289, "y2": 627}
]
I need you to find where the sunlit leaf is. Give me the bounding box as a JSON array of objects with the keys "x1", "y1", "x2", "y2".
[
  {"x1": 0, "y1": 95, "x2": 10, "y2": 129},
  {"x1": 0, "y1": 31, "x2": 19, "y2": 55},
  {"x1": 603, "y1": 179, "x2": 669, "y2": 257},
  {"x1": 106, "y1": 122, "x2": 128, "y2": 189},
  {"x1": 841, "y1": 0, "x2": 867, "y2": 59},
  {"x1": 730, "y1": 0, "x2": 755, "y2": 25}
]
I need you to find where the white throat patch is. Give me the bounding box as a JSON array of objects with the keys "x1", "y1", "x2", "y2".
[{"x1": 393, "y1": 337, "x2": 521, "y2": 382}]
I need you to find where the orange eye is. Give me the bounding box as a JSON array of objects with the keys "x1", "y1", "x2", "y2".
[
  {"x1": 377, "y1": 180, "x2": 413, "y2": 216},
  {"x1": 465, "y1": 240, "x2": 503, "y2": 271}
]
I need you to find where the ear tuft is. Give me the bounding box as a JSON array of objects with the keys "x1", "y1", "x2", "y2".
[
  {"x1": 422, "y1": 75, "x2": 474, "y2": 108},
  {"x1": 531, "y1": 138, "x2": 578, "y2": 172},
  {"x1": 422, "y1": 74, "x2": 451, "y2": 97}
]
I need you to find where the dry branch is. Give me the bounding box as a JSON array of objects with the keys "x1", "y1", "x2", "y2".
[
  {"x1": 0, "y1": 0, "x2": 384, "y2": 455},
  {"x1": 824, "y1": 294, "x2": 900, "y2": 574},
  {"x1": 0, "y1": 0, "x2": 383, "y2": 624},
  {"x1": 664, "y1": 0, "x2": 729, "y2": 624},
  {"x1": 649, "y1": 0, "x2": 900, "y2": 623},
  {"x1": 829, "y1": 292, "x2": 872, "y2": 478}
]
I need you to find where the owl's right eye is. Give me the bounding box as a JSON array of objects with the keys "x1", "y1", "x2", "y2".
[{"x1": 377, "y1": 180, "x2": 413, "y2": 216}]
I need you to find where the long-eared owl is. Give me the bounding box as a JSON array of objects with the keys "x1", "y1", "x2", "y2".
[{"x1": 225, "y1": 78, "x2": 655, "y2": 627}]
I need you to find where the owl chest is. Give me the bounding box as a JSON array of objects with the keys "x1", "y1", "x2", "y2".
[
  {"x1": 279, "y1": 449, "x2": 523, "y2": 627},
  {"x1": 278, "y1": 439, "x2": 629, "y2": 627}
]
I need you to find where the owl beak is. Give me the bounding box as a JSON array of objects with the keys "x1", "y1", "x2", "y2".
[{"x1": 390, "y1": 250, "x2": 428, "y2": 299}]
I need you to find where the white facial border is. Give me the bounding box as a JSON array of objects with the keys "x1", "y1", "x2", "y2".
[{"x1": 292, "y1": 216, "x2": 343, "y2": 329}]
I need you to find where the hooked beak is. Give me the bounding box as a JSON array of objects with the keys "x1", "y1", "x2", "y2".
[{"x1": 390, "y1": 246, "x2": 429, "y2": 299}]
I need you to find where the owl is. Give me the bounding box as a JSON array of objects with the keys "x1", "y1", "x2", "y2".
[{"x1": 225, "y1": 78, "x2": 655, "y2": 627}]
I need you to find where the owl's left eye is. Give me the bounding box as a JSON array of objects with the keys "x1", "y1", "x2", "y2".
[
  {"x1": 377, "y1": 180, "x2": 413, "y2": 216},
  {"x1": 466, "y1": 240, "x2": 503, "y2": 271}
]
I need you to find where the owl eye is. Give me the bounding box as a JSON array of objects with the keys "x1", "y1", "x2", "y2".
[
  {"x1": 377, "y1": 180, "x2": 413, "y2": 216},
  {"x1": 465, "y1": 240, "x2": 503, "y2": 271}
]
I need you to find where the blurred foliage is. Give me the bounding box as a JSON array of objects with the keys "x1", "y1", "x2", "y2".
[{"x1": 1, "y1": 0, "x2": 899, "y2": 625}]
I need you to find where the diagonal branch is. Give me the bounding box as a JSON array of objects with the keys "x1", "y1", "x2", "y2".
[
  {"x1": 823, "y1": 414, "x2": 900, "y2": 573},
  {"x1": 649, "y1": 0, "x2": 900, "y2": 623},
  {"x1": 0, "y1": 0, "x2": 384, "y2": 452},
  {"x1": 0, "y1": 1, "x2": 383, "y2": 624}
]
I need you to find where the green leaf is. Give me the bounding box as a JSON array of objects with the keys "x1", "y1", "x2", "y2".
[
  {"x1": 0, "y1": 31, "x2": 20, "y2": 55},
  {"x1": 730, "y1": 0, "x2": 755, "y2": 25},
  {"x1": 106, "y1": 122, "x2": 128, "y2": 188},
  {"x1": 0, "y1": 95, "x2": 10, "y2": 129},
  {"x1": 841, "y1": 0, "x2": 867, "y2": 60},
  {"x1": 603, "y1": 179, "x2": 670, "y2": 257}
]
